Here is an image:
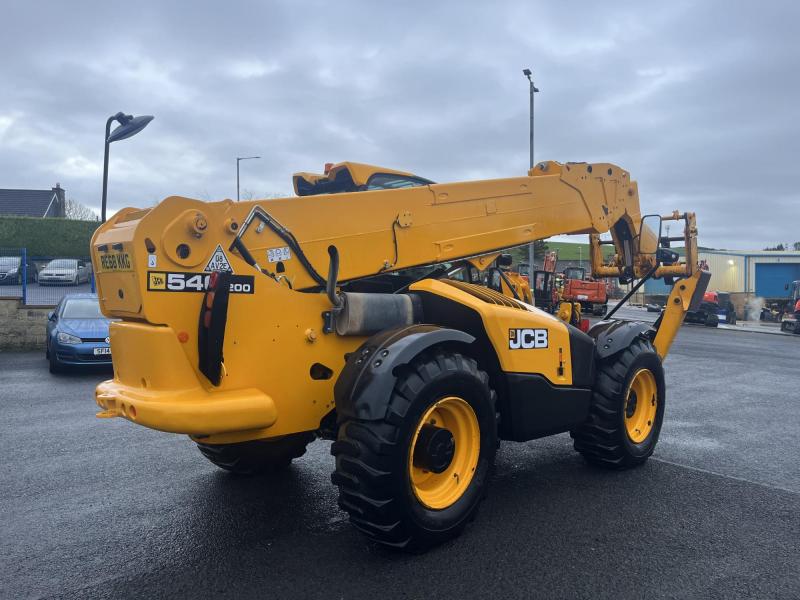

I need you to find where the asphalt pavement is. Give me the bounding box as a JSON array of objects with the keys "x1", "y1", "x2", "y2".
[{"x1": 1, "y1": 323, "x2": 798, "y2": 599}]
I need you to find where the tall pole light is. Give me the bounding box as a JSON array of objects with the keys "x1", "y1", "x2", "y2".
[
  {"x1": 102, "y1": 112, "x2": 154, "y2": 222},
  {"x1": 236, "y1": 156, "x2": 261, "y2": 201},
  {"x1": 523, "y1": 69, "x2": 540, "y2": 275}
]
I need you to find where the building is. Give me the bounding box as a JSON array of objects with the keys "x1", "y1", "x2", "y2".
[
  {"x1": 646, "y1": 249, "x2": 800, "y2": 298},
  {"x1": 0, "y1": 184, "x2": 66, "y2": 218}
]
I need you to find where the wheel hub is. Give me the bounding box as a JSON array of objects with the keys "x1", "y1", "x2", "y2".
[
  {"x1": 624, "y1": 368, "x2": 658, "y2": 443},
  {"x1": 412, "y1": 424, "x2": 456, "y2": 473},
  {"x1": 408, "y1": 396, "x2": 481, "y2": 510}
]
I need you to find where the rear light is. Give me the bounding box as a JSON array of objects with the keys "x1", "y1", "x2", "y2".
[
  {"x1": 579, "y1": 318, "x2": 590, "y2": 333},
  {"x1": 198, "y1": 271, "x2": 231, "y2": 386}
]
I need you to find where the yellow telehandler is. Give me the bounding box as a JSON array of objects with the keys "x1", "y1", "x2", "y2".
[{"x1": 91, "y1": 159, "x2": 708, "y2": 550}]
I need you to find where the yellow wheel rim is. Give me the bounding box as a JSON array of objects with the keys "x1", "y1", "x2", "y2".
[
  {"x1": 408, "y1": 396, "x2": 481, "y2": 510},
  {"x1": 624, "y1": 369, "x2": 658, "y2": 443}
]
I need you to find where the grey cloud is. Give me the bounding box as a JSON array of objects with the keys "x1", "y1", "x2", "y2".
[{"x1": 1, "y1": 0, "x2": 798, "y2": 248}]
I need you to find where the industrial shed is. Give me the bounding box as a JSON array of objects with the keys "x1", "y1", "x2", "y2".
[{"x1": 645, "y1": 249, "x2": 800, "y2": 298}]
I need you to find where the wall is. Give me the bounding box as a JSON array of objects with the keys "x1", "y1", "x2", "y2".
[
  {"x1": 0, "y1": 298, "x2": 49, "y2": 350},
  {"x1": 700, "y1": 252, "x2": 745, "y2": 292}
]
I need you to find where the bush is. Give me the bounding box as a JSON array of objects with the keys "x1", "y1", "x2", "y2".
[{"x1": 0, "y1": 216, "x2": 99, "y2": 257}]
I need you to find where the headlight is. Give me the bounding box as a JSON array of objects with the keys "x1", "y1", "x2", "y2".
[
  {"x1": 57, "y1": 332, "x2": 82, "y2": 344},
  {"x1": 7, "y1": 268, "x2": 17, "y2": 275}
]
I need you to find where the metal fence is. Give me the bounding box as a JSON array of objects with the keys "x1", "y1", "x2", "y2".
[{"x1": 0, "y1": 247, "x2": 95, "y2": 306}]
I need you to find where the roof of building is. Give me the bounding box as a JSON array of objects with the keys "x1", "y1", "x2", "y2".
[
  {"x1": 699, "y1": 248, "x2": 800, "y2": 257},
  {"x1": 0, "y1": 188, "x2": 60, "y2": 217}
]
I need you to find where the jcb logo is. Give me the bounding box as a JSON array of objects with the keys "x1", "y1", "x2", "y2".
[{"x1": 509, "y1": 328, "x2": 548, "y2": 349}]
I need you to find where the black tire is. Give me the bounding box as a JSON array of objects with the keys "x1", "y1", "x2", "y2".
[
  {"x1": 196, "y1": 431, "x2": 315, "y2": 475},
  {"x1": 571, "y1": 338, "x2": 665, "y2": 469},
  {"x1": 48, "y1": 351, "x2": 63, "y2": 374},
  {"x1": 705, "y1": 313, "x2": 719, "y2": 327},
  {"x1": 331, "y1": 350, "x2": 497, "y2": 551}
]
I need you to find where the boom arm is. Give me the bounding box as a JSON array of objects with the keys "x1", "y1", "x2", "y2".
[{"x1": 223, "y1": 160, "x2": 695, "y2": 290}]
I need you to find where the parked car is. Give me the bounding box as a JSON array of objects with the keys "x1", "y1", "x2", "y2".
[
  {"x1": 38, "y1": 258, "x2": 91, "y2": 286},
  {"x1": 46, "y1": 293, "x2": 113, "y2": 373},
  {"x1": 0, "y1": 256, "x2": 37, "y2": 284}
]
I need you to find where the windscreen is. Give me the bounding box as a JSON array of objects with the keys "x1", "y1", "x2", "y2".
[
  {"x1": 48, "y1": 259, "x2": 77, "y2": 269},
  {"x1": 62, "y1": 298, "x2": 103, "y2": 319},
  {"x1": 0, "y1": 257, "x2": 20, "y2": 268}
]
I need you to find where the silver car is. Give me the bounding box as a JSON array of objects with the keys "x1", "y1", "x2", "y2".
[{"x1": 38, "y1": 259, "x2": 91, "y2": 286}]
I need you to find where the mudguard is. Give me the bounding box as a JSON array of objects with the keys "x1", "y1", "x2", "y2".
[
  {"x1": 334, "y1": 324, "x2": 475, "y2": 421},
  {"x1": 588, "y1": 320, "x2": 653, "y2": 360}
]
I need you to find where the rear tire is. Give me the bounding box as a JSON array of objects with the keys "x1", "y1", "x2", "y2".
[
  {"x1": 196, "y1": 432, "x2": 315, "y2": 475},
  {"x1": 332, "y1": 350, "x2": 497, "y2": 551},
  {"x1": 571, "y1": 338, "x2": 665, "y2": 469}
]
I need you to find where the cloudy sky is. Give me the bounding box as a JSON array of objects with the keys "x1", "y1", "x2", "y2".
[{"x1": 1, "y1": 0, "x2": 798, "y2": 249}]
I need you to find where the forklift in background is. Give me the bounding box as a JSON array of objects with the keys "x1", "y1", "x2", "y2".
[{"x1": 561, "y1": 265, "x2": 609, "y2": 316}]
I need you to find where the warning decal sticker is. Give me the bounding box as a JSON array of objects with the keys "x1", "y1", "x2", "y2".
[{"x1": 204, "y1": 244, "x2": 233, "y2": 273}]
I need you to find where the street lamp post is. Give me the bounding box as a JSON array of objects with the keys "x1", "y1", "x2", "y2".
[
  {"x1": 523, "y1": 69, "x2": 540, "y2": 275},
  {"x1": 236, "y1": 156, "x2": 261, "y2": 201},
  {"x1": 101, "y1": 112, "x2": 154, "y2": 223}
]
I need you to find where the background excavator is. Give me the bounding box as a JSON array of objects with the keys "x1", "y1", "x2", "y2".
[{"x1": 90, "y1": 159, "x2": 708, "y2": 550}]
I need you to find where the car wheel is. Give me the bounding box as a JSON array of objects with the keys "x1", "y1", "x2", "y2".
[{"x1": 49, "y1": 352, "x2": 64, "y2": 374}]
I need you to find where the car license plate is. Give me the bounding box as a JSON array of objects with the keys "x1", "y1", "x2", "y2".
[
  {"x1": 98, "y1": 252, "x2": 132, "y2": 272},
  {"x1": 94, "y1": 347, "x2": 111, "y2": 355}
]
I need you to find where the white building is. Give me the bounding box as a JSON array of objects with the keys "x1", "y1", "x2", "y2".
[{"x1": 646, "y1": 249, "x2": 800, "y2": 297}]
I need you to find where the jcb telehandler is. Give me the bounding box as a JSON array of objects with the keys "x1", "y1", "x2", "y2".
[{"x1": 91, "y1": 160, "x2": 708, "y2": 550}]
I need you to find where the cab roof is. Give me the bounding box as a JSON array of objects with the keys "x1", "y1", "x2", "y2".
[{"x1": 292, "y1": 162, "x2": 432, "y2": 196}]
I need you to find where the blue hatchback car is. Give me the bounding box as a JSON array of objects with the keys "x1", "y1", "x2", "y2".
[{"x1": 46, "y1": 293, "x2": 113, "y2": 373}]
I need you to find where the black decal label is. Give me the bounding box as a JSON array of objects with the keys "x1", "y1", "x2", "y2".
[{"x1": 147, "y1": 271, "x2": 254, "y2": 294}]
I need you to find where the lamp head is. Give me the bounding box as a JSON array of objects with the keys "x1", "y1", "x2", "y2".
[{"x1": 107, "y1": 115, "x2": 154, "y2": 143}]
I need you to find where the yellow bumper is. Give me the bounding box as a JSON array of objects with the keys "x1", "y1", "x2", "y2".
[{"x1": 95, "y1": 322, "x2": 277, "y2": 435}]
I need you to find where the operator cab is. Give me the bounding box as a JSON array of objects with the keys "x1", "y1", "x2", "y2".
[
  {"x1": 563, "y1": 266, "x2": 587, "y2": 280},
  {"x1": 293, "y1": 161, "x2": 434, "y2": 196}
]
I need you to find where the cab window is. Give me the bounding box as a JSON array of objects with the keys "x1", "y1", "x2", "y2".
[{"x1": 365, "y1": 173, "x2": 433, "y2": 190}]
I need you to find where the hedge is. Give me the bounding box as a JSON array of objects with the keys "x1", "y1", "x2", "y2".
[{"x1": 0, "y1": 216, "x2": 100, "y2": 257}]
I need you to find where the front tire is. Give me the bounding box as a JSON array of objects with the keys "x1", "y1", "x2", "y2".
[
  {"x1": 332, "y1": 350, "x2": 497, "y2": 551},
  {"x1": 571, "y1": 338, "x2": 665, "y2": 469},
  {"x1": 196, "y1": 432, "x2": 315, "y2": 475},
  {"x1": 48, "y1": 351, "x2": 63, "y2": 374}
]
